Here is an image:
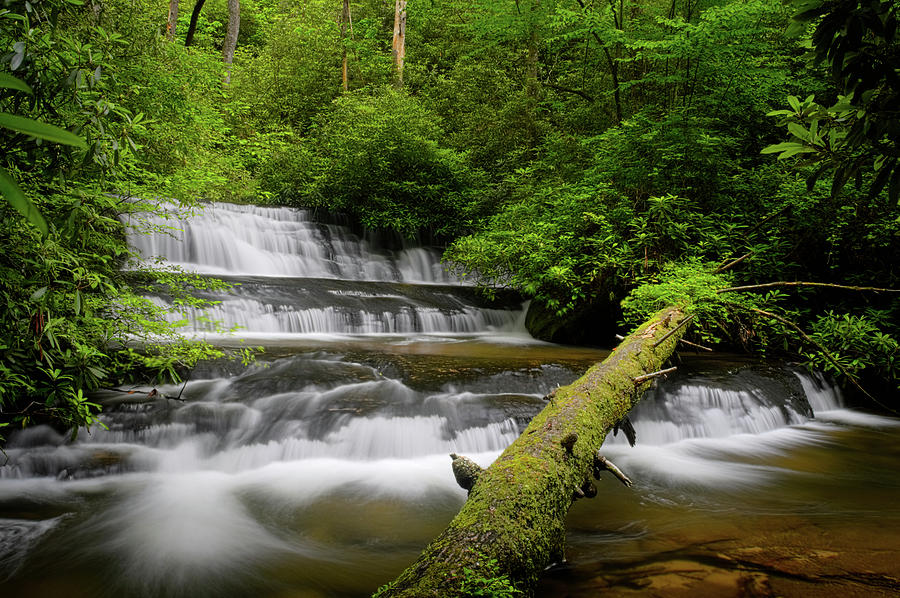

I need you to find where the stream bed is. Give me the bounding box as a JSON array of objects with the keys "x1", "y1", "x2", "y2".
[{"x1": 1, "y1": 202, "x2": 898, "y2": 597}]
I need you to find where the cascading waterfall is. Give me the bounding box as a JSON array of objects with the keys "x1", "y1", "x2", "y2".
[
  {"x1": 127, "y1": 201, "x2": 523, "y2": 338},
  {"x1": 2, "y1": 201, "x2": 898, "y2": 598},
  {"x1": 126, "y1": 201, "x2": 466, "y2": 284}
]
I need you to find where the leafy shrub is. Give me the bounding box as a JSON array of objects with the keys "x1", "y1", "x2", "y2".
[
  {"x1": 804, "y1": 311, "x2": 899, "y2": 394},
  {"x1": 277, "y1": 87, "x2": 489, "y2": 238}
]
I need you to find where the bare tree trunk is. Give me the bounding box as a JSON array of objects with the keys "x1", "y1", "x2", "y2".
[
  {"x1": 391, "y1": 0, "x2": 407, "y2": 88},
  {"x1": 184, "y1": 0, "x2": 206, "y2": 47},
  {"x1": 222, "y1": 0, "x2": 240, "y2": 85},
  {"x1": 376, "y1": 306, "x2": 690, "y2": 597},
  {"x1": 341, "y1": 0, "x2": 351, "y2": 92},
  {"x1": 166, "y1": 0, "x2": 179, "y2": 41}
]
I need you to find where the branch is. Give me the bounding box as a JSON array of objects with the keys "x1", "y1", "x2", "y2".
[
  {"x1": 542, "y1": 82, "x2": 595, "y2": 102},
  {"x1": 594, "y1": 453, "x2": 633, "y2": 487},
  {"x1": 652, "y1": 314, "x2": 694, "y2": 348},
  {"x1": 679, "y1": 338, "x2": 713, "y2": 351},
  {"x1": 718, "y1": 281, "x2": 900, "y2": 294},
  {"x1": 632, "y1": 366, "x2": 677, "y2": 385},
  {"x1": 714, "y1": 251, "x2": 753, "y2": 274},
  {"x1": 740, "y1": 306, "x2": 896, "y2": 414}
]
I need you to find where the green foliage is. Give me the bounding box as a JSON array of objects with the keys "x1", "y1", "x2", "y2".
[
  {"x1": 764, "y1": 90, "x2": 900, "y2": 201},
  {"x1": 458, "y1": 558, "x2": 522, "y2": 598},
  {"x1": 620, "y1": 260, "x2": 776, "y2": 346},
  {"x1": 804, "y1": 311, "x2": 899, "y2": 393},
  {"x1": 765, "y1": 0, "x2": 900, "y2": 200},
  {"x1": 275, "y1": 88, "x2": 488, "y2": 237},
  {"x1": 228, "y1": 1, "x2": 344, "y2": 131},
  {"x1": 0, "y1": 0, "x2": 231, "y2": 442},
  {"x1": 447, "y1": 111, "x2": 747, "y2": 318}
]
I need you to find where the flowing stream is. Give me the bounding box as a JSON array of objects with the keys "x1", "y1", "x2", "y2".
[{"x1": 1, "y1": 202, "x2": 898, "y2": 597}]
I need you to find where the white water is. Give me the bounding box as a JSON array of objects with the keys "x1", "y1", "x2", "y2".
[
  {"x1": 148, "y1": 295, "x2": 522, "y2": 336},
  {"x1": 128, "y1": 201, "x2": 525, "y2": 338},
  {"x1": 126, "y1": 201, "x2": 465, "y2": 284}
]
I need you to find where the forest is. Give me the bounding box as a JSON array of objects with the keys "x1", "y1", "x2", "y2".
[{"x1": 1, "y1": 0, "x2": 899, "y2": 596}]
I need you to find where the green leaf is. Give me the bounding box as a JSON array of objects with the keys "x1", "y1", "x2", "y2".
[
  {"x1": 787, "y1": 122, "x2": 809, "y2": 140},
  {"x1": 0, "y1": 166, "x2": 48, "y2": 238},
  {"x1": 761, "y1": 141, "x2": 806, "y2": 154},
  {"x1": 779, "y1": 146, "x2": 818, "y2": 159},
  {"x1": 0, "y1": 113, "x2": 87, "y2": 148},
  {"x1": 0, "y1": 73, "x2": 32, "y2": 94}
]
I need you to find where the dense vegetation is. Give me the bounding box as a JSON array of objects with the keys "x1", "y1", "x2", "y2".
[{"x1": 2, "y1": 0, "x2": 898, "y2": 439}]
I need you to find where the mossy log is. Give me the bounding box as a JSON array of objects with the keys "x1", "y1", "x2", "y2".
[{"x1": 375, "y1": 306, "x2": 690, "y2": 597}]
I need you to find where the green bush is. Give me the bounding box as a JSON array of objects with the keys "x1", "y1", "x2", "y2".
[{"x1": 276, "y1": 88, "x2": 489, "y2": 238}]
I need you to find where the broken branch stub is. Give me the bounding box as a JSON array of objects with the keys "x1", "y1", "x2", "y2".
[{"x1": 374, "y1": 306, "x2": 690, "y2": 597}]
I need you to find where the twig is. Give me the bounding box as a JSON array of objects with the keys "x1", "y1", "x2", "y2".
[
  {"x1": 164, "y1": 371, "x2": 192, "y2": 402},
  {"x1": 633, "y1": 366, "x2": 677, "y2": 385},
  {"x1": 0, "y1": 401, "x2": 45, "y2": 417},
  {"x1": 594, "y1": 453, "x2": 633, "y2": 487},
  {"x1": 742, "y1": 306, "x2": 897, "y2": 413},
  {"x1": 718, "y1": 281, "x2": 900, "y2": 294},
  {"x1": 542, "y1": 82, "x2": 595, "y2": 102},
  {"x1": 679, "y1": 338, "x2": 713, "y2": 351},
  {"x1": 652, "y1": 314, "x2": 695, "y2": 348},
  {"x1": 742, "y1": 204, "x2": 791, "y2": 239},
  {"x1": 714, "y1": 251, "x2": 753, "y2": 274}
]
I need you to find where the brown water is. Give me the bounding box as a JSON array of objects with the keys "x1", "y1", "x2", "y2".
[{"x1": 541, "y1": 409, "x2": 900, "y2": 598}]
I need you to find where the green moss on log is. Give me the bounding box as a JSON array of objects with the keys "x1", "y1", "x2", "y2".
[{"x1": 375, "y1": 306, "x2": 689, "y2": 597}]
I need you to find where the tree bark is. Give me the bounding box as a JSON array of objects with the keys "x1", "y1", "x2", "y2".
[
  {"x1": 376, "y1": 306, "x2": 690, "y2": 597},
  {"x1": 166, "y1": 0, "x2": 179, "y2": 41},
  {"x1": 222, "y1": 0, "x2": 240, "y2": 84},
  {"x1": 391, "y1": 0, "x2": 407, "y2": 88},
  {"x1": 184, "y1": 0, "x2": 206, "y2": 47},
  {"x1": 341, "y1": 0, "x2": 351, "y2": 91}
]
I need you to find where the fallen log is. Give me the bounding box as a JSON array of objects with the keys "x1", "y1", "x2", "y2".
[{"x1": 375, "y1": 306, "x2": 690, "y2": 597}]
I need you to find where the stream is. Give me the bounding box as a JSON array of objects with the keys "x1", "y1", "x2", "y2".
[{"x1": 1, "y1": 202, "x2": 898, "y2": 597}]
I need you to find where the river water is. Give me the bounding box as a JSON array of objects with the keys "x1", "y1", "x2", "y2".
[{"x1": 1, "y1": 202, "x2": 898, "y2": 597}]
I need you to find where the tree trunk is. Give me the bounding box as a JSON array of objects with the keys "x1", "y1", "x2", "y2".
[
  {"x1": 376, "y1": 306, "x2": 690, "y2": 597},
  {"x1": 341, "y1": 0, "x2": 351, "y2": 92},
  {"x1": 184, "y1": 0, "x2": 206, "y2": 47},
  {"x1": 166, "y1": 0, "x2": 179, "y2": 41},
  {"x1": 222, "y1": 0, "x2": 240, "y2": 84},
  {"x1": 391, "y1": 0, "x2": 407, "y2": 88}
]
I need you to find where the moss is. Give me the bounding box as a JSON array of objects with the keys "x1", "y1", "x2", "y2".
[{"x1": 376, "y1": 307, "x2": 689, "y2": 598}]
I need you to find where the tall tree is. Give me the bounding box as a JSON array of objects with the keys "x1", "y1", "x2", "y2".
[
  {"x1": 166, "y1": 0, "x2": 179, "y2": 41},
  {"x1": 341, "y1": 0, "x2": 351, "y2": 91},
  {"x1": 392, "y1": 0, "x2": 407, "y2": 88},
  {"x1": 184, "y1": 0, "x2": 206, "y2": 46},
  {"x1": 223, "y1": 0, "x2": 240, "y2": 84}
]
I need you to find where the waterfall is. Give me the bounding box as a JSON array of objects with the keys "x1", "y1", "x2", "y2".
[
  {"x1": 3, "y1": 201, "x2": 894, "y2": 598},
  {"x1": 604, "y1": 367, "x2": 827, "y2": 446},
  {"x1": 126, "y1": 201, "x2": 525, "y2": 337},
  {"x1": 125, "y1": 201, "x2": 464, "y2": 284}
]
